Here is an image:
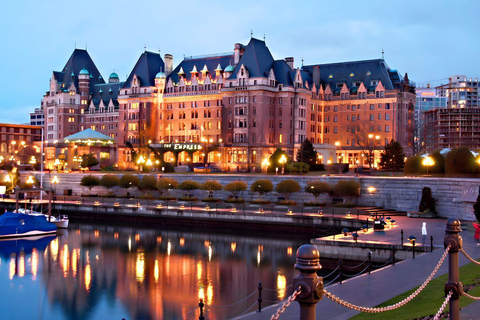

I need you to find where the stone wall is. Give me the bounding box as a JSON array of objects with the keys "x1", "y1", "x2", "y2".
[{"x1": 24, "y1": 172, "x2": 479, "y2": 220}]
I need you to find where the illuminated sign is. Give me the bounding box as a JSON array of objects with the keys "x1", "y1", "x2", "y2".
[
  {"x1": 421, "y1": 92, "x2": 435, "y2": 96},
  {"x1": 157, "y1": 143, "x2": 202, "y2": 151}
]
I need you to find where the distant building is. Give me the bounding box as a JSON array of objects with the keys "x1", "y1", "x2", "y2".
[
  {"x1": 30, "y1": 107, "x2": 45, "y2": 126},
  {"x1": 0, "y1": 123, "x2": 42, "y2": 167},
  {"x1": 423, "y1": 76, "x2": 480, "y2": 152},
  {"x1": 415, "y1": 87, "x2": 447, "y2": 153},
  {"x1": 436, "y1": 75, "x2": 480, "y2": 108}
]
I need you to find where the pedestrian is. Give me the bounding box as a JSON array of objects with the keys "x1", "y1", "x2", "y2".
[
  {"x1": 473, "y1": 222, "x2": 480, "y2": 246},
  {"x1": 422, "y1": 222, "x2": 427, "y2": 246}
]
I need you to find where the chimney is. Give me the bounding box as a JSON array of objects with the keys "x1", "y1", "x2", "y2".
[
  {"x1": 313, "y1": 66, "x2": 320, "y2": 85},
  {"x1": 285, "y1": 57, "x2": 294, "y2": 69},
  {"x1": 164, "y1": 54, "x2": 173, "y2": 76},
  {"x1": 234, "y1": 43, "x2": 243, "y2": 65}
]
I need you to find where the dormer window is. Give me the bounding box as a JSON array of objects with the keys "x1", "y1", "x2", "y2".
[{"x1": 370, "y1": 80, "x2": 378, "y2": 86}]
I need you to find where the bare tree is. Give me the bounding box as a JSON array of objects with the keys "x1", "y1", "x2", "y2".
[{"x1": 354, "y1": 122, "x2": 382, "y2": 172}]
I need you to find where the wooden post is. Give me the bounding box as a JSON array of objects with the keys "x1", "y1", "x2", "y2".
[{"x1": 48, "y1": 190, "x2": 52, "y2": 222}]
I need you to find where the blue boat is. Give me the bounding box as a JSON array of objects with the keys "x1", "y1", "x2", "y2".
[
  {"x1": 0, "y1": 234, "x2": 56, "y2": 259},
  {"x1": 0, "y1": 212, "x2": 57, "y2": 239}
]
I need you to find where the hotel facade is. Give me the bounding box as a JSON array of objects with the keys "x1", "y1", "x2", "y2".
[{"x1": 39, "y1": 38, "x2": 415, "y2": 171}]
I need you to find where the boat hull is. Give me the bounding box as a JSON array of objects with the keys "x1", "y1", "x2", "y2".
[
  {"x1": 0, "y1": 229, "x2": 57, "y2": 239},
  {"x1": 0, "y1": 212, "x2": 57, "y2": 239}
]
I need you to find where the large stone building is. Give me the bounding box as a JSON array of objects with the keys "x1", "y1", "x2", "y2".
[
  {"x1": 0, "y1": 123, "x2": 42, "y2": 168},
  {"x1": 40, "y1": 39, "x2": 416, "y2": 170}
]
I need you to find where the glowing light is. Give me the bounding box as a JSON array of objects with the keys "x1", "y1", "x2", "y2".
[
  {"x1": 198, "y1": 287, "x2": 205, "y2": 301},
  {"x1": 51, "y1": 238, "x2": 59, "y2": 261},
  {"x1": 287, "y1": 247, "x2": 293, "y2": 256},
  {"x1": 18, "y1": 253, "x2": 25, "y2": 278},
  {"x1": 72, "y1": 249, "x2": 78, "y2": 278},
  {"x1": 367, "y1": 187, "x2": 377, "y2": 193},
  {"x1": 85, "y1": 264, "x2": 91, "y2": 291},
  {"x1": 62, "y1": 244, "x2": 69, "y2": 278},
  {"x1": 231, "y1": 242, "x2": 237, "y2": 253},
  {"x1": 157, "y1": 236, "x2": 162, "y2": 243},
  {"x1": 167, "y1": 241, "x2": 171, "y2": 256},
  {"x1": 180, "y1": 238, "x2": 185, "y2": 246},
  {"x1": 128, "y1": 236, "x2": 132, "y2": 252},
  {"x1": 207, "y1": 284, "x2": 214, "y2": 305},
  {"x1": 257, "y1": 250, "x2": 261, "y2": 266},
  {"x1": 197, "y1": 261, "x2": 203, "y2": 280},
  {"x1": 154, "y1": 260, "x2": 159, "y2": 283},
  {"x1": 114, "y1": 232, "x2": 119, "y2": 239},
  {"x1": 208, "y1": 245, "x2": 212, "y2": 262},
  {"x1": 9, "y1": 256, "x2": 15, "y2": 280},
  {"x1": 277, "y1": 273, "x2": 287, "y2": 300},
  {"x1": 31, "y1": 248, "x2": 38, "y2": 280},
  {"x1": 135, "y1": 234, "x2": 140, "y2": 242},
  {"x1": 135, "y1": 252, "x2": 145, "y2": 283},
  {"x1": 94, "y1": 230, "x2": 99, "y2": 238}
]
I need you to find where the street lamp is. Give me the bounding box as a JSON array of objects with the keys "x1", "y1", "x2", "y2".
[
  {"x1": 367, "y1": 134, "x2": 380, "y2": 173},
  {"x1": 326, "y1": 159, "x2": 332, "y2": 176},
  {"x1": 137, "y1": 155, "x2": 145, "y2": 171},
  {"x1": 261, "y1": 158, "x2": 270, "y2": 173},
  {"x1": 422, "y1": 156, "x2": 434, "y2": 175},
  {"x1": 279, "y1": 154, "x2": 287, "y2": 175},
  {"x1": 51, "y1": 176, "x2": 59, "y2": 195}
]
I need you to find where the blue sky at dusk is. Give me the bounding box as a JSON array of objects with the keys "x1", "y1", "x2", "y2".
[{"x1": 0, "y1": 0, "x2": 478, "y2": 124}]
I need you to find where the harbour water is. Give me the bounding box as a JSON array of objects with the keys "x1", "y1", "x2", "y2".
[{"x1": 0, "y1": 222, "x2": 314, "y2": 319}]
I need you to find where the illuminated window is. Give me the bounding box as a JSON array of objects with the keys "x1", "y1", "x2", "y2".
[{"x1": 279, "y1": 134, "x2": 283, "y2": 143}]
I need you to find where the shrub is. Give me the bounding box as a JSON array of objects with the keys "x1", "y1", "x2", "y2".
[
  {"x1": 251, "y1": 180, "x2": 273, "y2": 198},
  {"x1": 333, "y1": 180, "x2": 360, "y2": 198},
  {"x1": 275, "y1": 179, "x2": 301, "y2": 200},
  {"x1": 139, "y1": 175, "x2": 157, "y2": 191},
  {"x1": 100, "y1": 174, "x2": 120, "y2": 189},
  {"x1": 429, "y1": 150, "x2": 445, "y2": 174},
  {"x1": 286, "y1": 162, "x2": 309, "y2": 173},
  {"x1": 119, "y1": 174, "x2": 140, "y2": 189},
  {"x1": 445, "y1": 147, "x2": 475, "y2": 175},
  {"x1": 419, "y1": 187, "x2": 436, "y2": 214},
  {"x1": 201, "y1": 180, "x2": 223, "y2": 198},
  {"x1": 404, "y1": 156, "x2": 423, "y2": 174},
  {"x1": 81, "y1": 154, "x2": 99, "y2": 169},
  {"x1": 473, "y1": 194, "x2": 480, "y2": 222},
  {"x1": 305, "y1": 181, "x2": 331, "y2": 203},
  {"x1": 80, "y1": 175, "x2": 100, "y2": 194},
  {"x1": 225, "y1": 180, "x2": 248, "y2": 198},
  {"x1": 157, "y1": 178, "x2": 178, "y2": 196},
  {"x1": 178, "y1": 180, "x2": 201, "y2": 198}
]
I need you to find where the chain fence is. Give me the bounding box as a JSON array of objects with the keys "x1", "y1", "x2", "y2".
[
  {"x1": 433, "y1": 290, "x2": 453, "y2": 320},
  {"x1": 270, "y1": 286, "x2": 302, "y2": 320},
  {"x1": 460, "y1": 248, "x2": 480, "y2": 266},
  {"x1": 208, "y1": 289, "x2": 258, "y2": 308},
  {"x1": 323, "y1": 244, "x2": 450, "y2": 313}
]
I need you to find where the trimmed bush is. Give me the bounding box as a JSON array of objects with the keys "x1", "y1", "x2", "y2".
[
  {"x1": 305, "y1": 181, "x2": 331, "y2": 203},
  {"x1": 404, "y1": 156, "x2": 423, "y2": 174},
  {"x1": 429, "y1": 150, "x2": 445, "y2": 174},
  {"x1": 100, "y1": 174, "x2": 119, "y2": 189},
  {"x1": 333, "y1": 180, "x2": 360, "y2": 198},
  {"x1": 251, "y1": 180, "x2": 274, "y2": 198},
  {"x1": 225, "y1": 181, "x2": 248, "y2": 198},
  {"x1": 80, "y1": 175, "x2": 100, "y2": 194},
  {"x1": 445, "y1": 147, "x2": 475, "y2": 174},
  {"x1": 157, "y1": 178, "x2": 178, "y2": 196},
  {"x1": 139, "y1": 175, "x2": 157, "y2": 191},
  {"x1": 419, "y1": 187, "x2": 436, "y2": 214},
  {"x1": 178, "y1": 180, "x2": 200, "y2": 198},
  {"x1": 119, "y1": 174, "x2": 140, "y2": 189},
  {"x1": 201, "y1": 180, "x2": 223, "y2": 198},
  {"x1": 286, "y1": 162, "x2": 309, "y2": 173},
  {"x1": 275, "y1": 179, "x2": 301, "y2": 201}
]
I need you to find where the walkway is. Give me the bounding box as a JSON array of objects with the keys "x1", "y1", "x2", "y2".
[{"x1": 238, "y1": 217, "x2": 480, "y2": 320}]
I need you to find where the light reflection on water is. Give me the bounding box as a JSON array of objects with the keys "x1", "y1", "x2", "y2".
[{"x1": 0, "y1": 223, "x2": 309, "y2": 319}]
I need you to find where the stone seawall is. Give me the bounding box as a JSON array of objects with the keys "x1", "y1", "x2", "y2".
[{"x1": 24, "y1": 172, "x2": 479, "y2": 220}]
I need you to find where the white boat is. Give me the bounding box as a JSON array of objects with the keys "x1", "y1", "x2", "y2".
[{"x1": 14, "y1": 208, "x2": 69, "y2": 229}]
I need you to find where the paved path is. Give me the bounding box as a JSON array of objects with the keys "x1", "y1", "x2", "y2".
[{"x1": 238, "y1": 217, "x2": 480, "y2": 320}]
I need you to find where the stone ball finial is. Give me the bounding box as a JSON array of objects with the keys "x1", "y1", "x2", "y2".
[{"x1": 294, "y1": 244, "x2": 321, "y2": 272}]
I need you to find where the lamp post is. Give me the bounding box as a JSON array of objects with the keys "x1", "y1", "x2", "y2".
[
  {"x1": 367, "y1": 134, "x2": 380, "y2": 174},
  {"x1": 201, "y1": 137, "x2": 213, "y2": 173},
  {"x1": 335, "y1": 141, "x2": 342, "y2": 163},
  {"x1": 261, "y1": 158, "x2": 270, "y2": 173},
  {"x1": 279, "y1": 154, "x2": 287, "y2": 175},
  {"x1": 326, "y1": 159, "x2": 332, "y2": 176},
  {"x1": 51, "y1": 176, "x2": 59, "y2": 195},
  {"x1": 422, "y1": 156, "x2": 434, "y2": 175},
  {"x1": 136, "y1": 155, "x2": 145, "y2": 172}
]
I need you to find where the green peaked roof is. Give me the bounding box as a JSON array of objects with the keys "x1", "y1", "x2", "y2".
[{"x1": 64, "y1": 128, "x2": 113, "y2": 142}]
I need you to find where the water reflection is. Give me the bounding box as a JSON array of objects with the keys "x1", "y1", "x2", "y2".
[{"x1": 0, "y1": 224, "x2": 310, "y2": 319}]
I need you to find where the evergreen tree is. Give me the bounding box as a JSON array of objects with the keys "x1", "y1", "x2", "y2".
[
  {"x1": 379, "y1": 139, "x2": 405, "y2": 173},
  {"x1": 296, "y1": 139, "x2": 317, "y2": 166},
  {"x1": 81, "y1": 154, "x2": 99, "y2": 169},
  {"x1": 268, "y1": 148, "x2": 289, "y2": 173}
]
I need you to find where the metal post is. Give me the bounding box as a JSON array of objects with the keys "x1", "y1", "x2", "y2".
[
  {"x1": 257, "y1": 281, "x2": 263, "y2": 312},
  {"x1": 198, "y1": 299, "x2": 204, "y2": 320},
  {"x1": 444, "y1": 218, "x2": 463, "y2": 320},
  {"x1": 339, "y1": 259, "x2": 343, "y2": 284},
  {"x1": 401, "y1": 229, "x2": 404, "y2": 245},
  {"x1": 412, "y1": 240, "x2": 416, "y2": 259},
  {"x1": 430, "y1": 235, "x2": 434, "y2": 252},
  {"x1": 293, "y1": 244, "x2": 323, "y2": 320},
  {"x1": 368, "y1": 252, "x2": 371, "y2": 274},
  {"x1": 357, "y1": 209, "x2": 359, "y2": 219}
]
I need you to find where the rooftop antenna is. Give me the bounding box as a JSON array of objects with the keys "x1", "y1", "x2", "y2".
[
  {"x1": 382, "y1": 49, "x2": 384, "y2": 59},
  {"x1": 251, "y1": 30, "x2": 253, "y2": 38},
  {"x1": 159, "y1": 47, "x2": 161, "y2": 55},
  {"x1": 144, "y1": 44, "x2": 146, "y2": 52},
  {"x1": 263, "y1": 34, "x2": 266, "y2": 42},
  {"x1": 301, "y1": 57, "x2": 304, "y2": 67}
]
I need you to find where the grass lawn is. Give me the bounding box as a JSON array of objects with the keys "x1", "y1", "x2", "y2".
[{"x1": 351, "y1": 260, "x2": 480, "y2": 319}]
